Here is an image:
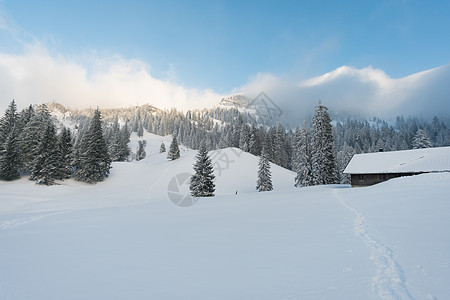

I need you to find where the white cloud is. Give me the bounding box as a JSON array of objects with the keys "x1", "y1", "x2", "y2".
[
  {"x1": 239, "y1": 64, "x2": 450, "y2": 122},
  {"x1": 0, "y1": 45, "x2": 226, "y2": 113},
  {"x1": 0, "y1": 40, "x2": 448, "y2": 123}
]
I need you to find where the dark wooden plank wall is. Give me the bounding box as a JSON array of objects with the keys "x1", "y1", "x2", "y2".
[{"x1": 350, "y1": 172, "x2": 422, "y2": 187}]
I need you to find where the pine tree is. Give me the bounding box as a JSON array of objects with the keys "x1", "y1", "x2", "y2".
[
  {"x1": 412, "y1": 129, "x2": 433, "y2": 149},
  {"x1": 218, "y1": 131, "x2": 230, "y2": 148},
  {"x1": 167, "y1": 135, "x2": 180, "y2": 160},
  {"x1": 190, "y1": 141, "x2": 215, "y2": 197},
  {"x1": 336, "y1": 142, "x2": 355, "y2": 184},
  {"x1": 108, "y1": 117, "x2": 122, "y2": 161},
  {"x1": 239, "y1": 123, "x2": 250, "y2": 152},
  {"x1": 18, "y1": 104, "x2": 52, "y2": 173},
  {"x1": 118, "y1": 122, "x2": 131, "y2": 161},
  {"x1": 264, "y1": 127, "x2": 276, "y2": 163},
  {"x1": 160, "y1": 142, "x2": 166, "y2": 153},
  {"x1": 293, "y1": 126, "x2": 313, "y2": 187},
  {"x1": 136, "y1": 140, "x2": 147, "y2": 161},
  {"x1": 275, "y1": 123, "x2": 288, "y2": 168},
  {"x1": 256, "y1": 147, "x2": 273, "y2": 192},
  {"x1": 0, "y1": 125, "x2": 21, "y2": 180},
  {"x1": 137, "y1": 120, "x2": 144, "y2": 137},
  {"x1": 249, "y1": 125, "x2": 262, "y2": 156},
  {"x1": 30, "y1": 123, "x2": 60, "y2": 185},
  {"x1": 0, "y1": 100, "x2": 18, "y2": 154},
  {"x1": 57, "y1": 127, "x2": 73, "y2": 179},
  {"x1": 75, "y1": 109, "x2": 111, "y2": 183},
  {"x1": 311, "y1": 102, "x2": 337, "y2": 185}
]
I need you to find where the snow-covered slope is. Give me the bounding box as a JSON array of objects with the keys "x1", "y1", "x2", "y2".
[{"x1": 0, "y1": 133, "x2": 449, "y2": 300}]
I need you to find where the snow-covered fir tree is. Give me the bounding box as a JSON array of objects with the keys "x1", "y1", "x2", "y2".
[
  {"x1": 0, "y1": 124, "x2": 21, "y2": 180},
  {"x1": 118, "y1": 122, "x2": 131, "y2": 161},
  {"x1": 56, "y1": 127, "x2": 73, "y2": 179},
  {"x1": 136, "y1": 140, "x2": 147, "y2": 161},
  {"x1": 275, "y1": 123, "x2": 289, "y2": 168},
  {"x1": 239, "y1": 123, "x2": 250, "y2": 152},
  {"x1": 0, "y1": 100, "x2": 18, "y2": 154},
  {"x1": 160, "y1": 142, "x2": 166, "y2": 153},
  {"x1": 293, "y1": 126, "x2": 313, "y2": 187},
  {"x1": 311, "y1": 102, "x2": 337, "y2": 185},
  {"x1": 167, "y1": 135, "x2": 180, "y2": 160},
  {"x1": 412, "y1": 129, "x2": 433, "y2": 149},
  {"x1": 137, "y1": 120, "x2": 144, "y2": 137},
  {"x1": 30, "y1": 123, "x2": 60, "y2": 185},
  {"x1": 264, "y1": 127, "x2": 276, "y2": 163},
  {"x1": 336, "y1": 142, "x2": 355, "y2": 184},
  {"x1": 256, "y1": 147, "x2": 273, "y2": 192},
  {"x1": 18, "y1": 104, "x2": 53, "y2": 173},
  {"x1": 249, "y1": 125, "x2": 262, "y2": 156},
  {"x1": 107, "y1": 117, "x2": 122, "y2": 161},
  {"x1": 190, "y1": 141, "x2": 215, "y2": 197},
  {"x1": 218, "y1": 131, "x2": 230, "y2": 148},
  {"x1": 75, "y1": 109, "x2": 111, "y2": 183}
]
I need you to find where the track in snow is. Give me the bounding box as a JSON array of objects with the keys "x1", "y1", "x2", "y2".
[
  {"x1": 333, "y1": 189, "x2": 414, "y2": 300},
  {"x1": 0, "y1": 211, "x2": 69, "y2": 231}
]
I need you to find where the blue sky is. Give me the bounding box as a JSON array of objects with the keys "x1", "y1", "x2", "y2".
[
  {"x1": 2, "y1": 0, "x2": 449, "y2": 91},
  {"x1": 0, "y1": 0, "x2": 449, "y2": 117}
]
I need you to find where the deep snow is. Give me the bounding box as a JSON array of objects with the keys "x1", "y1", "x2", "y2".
[{"x1": 0, "y1": 132, "x2": 449, "y2": 300}]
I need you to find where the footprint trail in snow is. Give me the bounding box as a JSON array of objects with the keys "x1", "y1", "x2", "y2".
[{"x1": 333, "y1": 189, "x2": 414, "y2": 300}]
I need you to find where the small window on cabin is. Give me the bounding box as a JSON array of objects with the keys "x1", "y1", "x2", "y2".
[{"x1": 358, "y1": 174, "x2": 364, "y2": 181}]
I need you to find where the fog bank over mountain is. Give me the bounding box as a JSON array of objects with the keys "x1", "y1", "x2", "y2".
[
  {"x1": 239, "y1": 64, "x2": 450, "y2": 123},
  {"x1": 0, "y1": 45, "x2": 448, "y2": 122}
]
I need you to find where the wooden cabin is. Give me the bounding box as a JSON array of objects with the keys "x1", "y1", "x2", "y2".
[{"x1": 343, "y1": 146, "x2": 450, "y2": 187}]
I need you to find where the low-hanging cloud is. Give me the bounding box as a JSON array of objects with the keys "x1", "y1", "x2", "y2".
[
  {"x1": 239, "y1": 64, "x2": 450, "y2": 122},
  {"x1": 0, "y1": 45, "x2": 225, "y2": 113},
  {"x1": 0, "y1": 43, "x2": 449, "y2": 123}
]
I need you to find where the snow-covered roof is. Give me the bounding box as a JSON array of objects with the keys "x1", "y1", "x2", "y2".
[{"x1": 343, "y1": 146, "x2": 450, "y2": 174}]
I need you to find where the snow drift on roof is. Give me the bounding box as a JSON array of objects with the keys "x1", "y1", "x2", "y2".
[{"x1": 343, "y1": 146, "x2": 450, "y2": 174}]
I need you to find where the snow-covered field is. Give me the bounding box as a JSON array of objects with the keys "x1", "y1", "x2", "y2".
[{"x1": 1, "y1": 132, "x2": 449, "y2": 299}]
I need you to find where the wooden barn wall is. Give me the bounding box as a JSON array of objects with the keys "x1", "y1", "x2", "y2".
[{"x1": 350, "y1": 173, "x2": 422, "y2": 187}]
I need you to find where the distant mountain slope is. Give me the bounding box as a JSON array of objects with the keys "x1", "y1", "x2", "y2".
[{"x1": 218, "y1": 94, "x2": 250, "y2": 108}]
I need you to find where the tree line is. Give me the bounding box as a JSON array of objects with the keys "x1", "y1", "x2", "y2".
[{"x1": 1, "y1": 99, "x2": 448, "y2": 186}]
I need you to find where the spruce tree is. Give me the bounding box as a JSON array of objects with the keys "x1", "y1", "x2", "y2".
[
  {"x1": 336, "y1": 142, "x2": 355, "y2": 184},
  {"x1": 0, "y1": 125, "x2": 21, "y2": 180},
  {"x1": 256, "y1": 147, "x2": 273, "y2": 192},
  {"x1": 108, "y1": 117, "x2": 121, "y2": 161},
  {"x1": 239, "y1": 123, "x2": 250, "y2": 152},
  {"x1": 75, "y1": 109, "x2": 111, "y2": 183},
  {"x1": 293, "y1": 126, "x2": 313, "y2": 187},
  {"x1": 167, "y1": 135, "x2": 180, "y2": 160},
  {"x1": 249, "y1": 125, "x2": 262, "y2": 156},
  {"x1": 137, "y1": 120, "x2": 144, "y2": 137},
  {"x1": 275, "y1": 123, "x2": 289, "y2": 168},
  {"x1": 160, "y1": 142, "x2": 166, "y2": 153},
  {"x1": 18, "y1": 104, "x2": 52, "y2": 173},
  {"x1": 30, "y1": 123, "x2": 60, "y2": 185},
  {"x1": 412, "y1": 129, "x2": 433, "y2": 149},
  {"x1": 57, "y1": 127, "x2": 73, "y2": 179},
  {"x1": 118, "y1": 122, "x2": 131, "y2": 161},
  {"x1": 136, "y1": 140, "x2": 147, "y2": 161},
  {"x1": 311, "y1": 102, "x2": 337, "y2": 185},
  {"x1": 190, "y1": 141, "x2": 215, "y2": 197},
  {"x1": 0, "y1": 100, "x2": 18, "y2": 154}
]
